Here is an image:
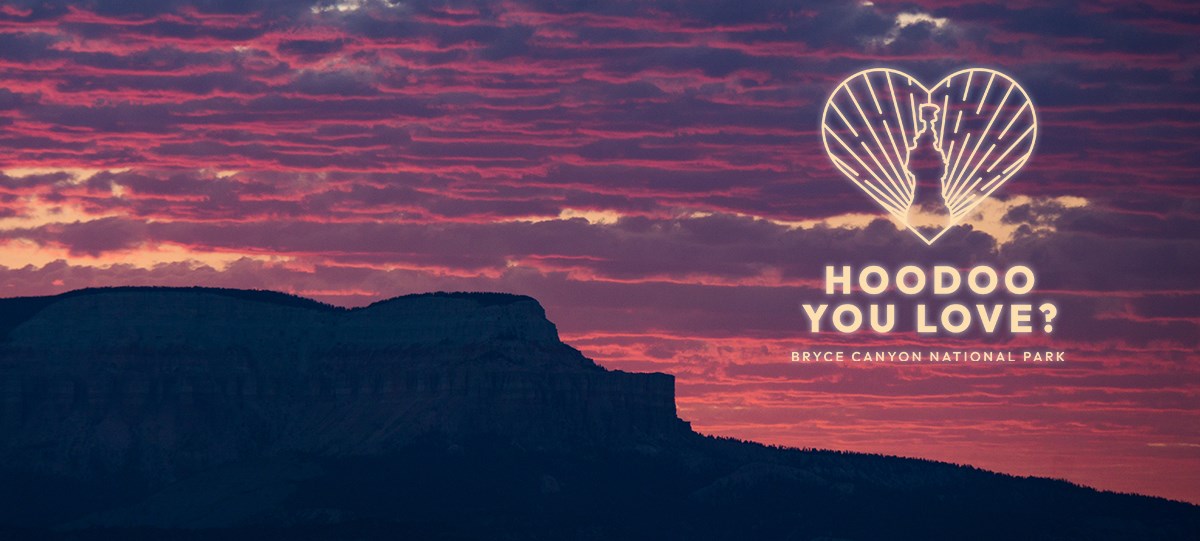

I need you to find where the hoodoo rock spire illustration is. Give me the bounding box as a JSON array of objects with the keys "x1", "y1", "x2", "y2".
[{"x1": 906, "y1": 103, "x2": 950, "y2": 228}]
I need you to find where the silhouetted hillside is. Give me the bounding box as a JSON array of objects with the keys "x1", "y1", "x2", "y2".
[{"x1": 0, "y1": 287, "x2": 1195, "y2": 540}]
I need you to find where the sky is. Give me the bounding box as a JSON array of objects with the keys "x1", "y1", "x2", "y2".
[{"x1": 0, "y1": 0, "x2": 1197, "y2": 504}]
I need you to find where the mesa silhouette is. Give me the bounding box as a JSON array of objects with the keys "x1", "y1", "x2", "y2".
[{"x1": 0, "y1": 287, "x2": 1194, "y2": 540}]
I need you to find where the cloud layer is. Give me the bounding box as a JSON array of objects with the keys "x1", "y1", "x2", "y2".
[{"x1": 0, "y1": 0, "x2": 1198, "y2": 503}]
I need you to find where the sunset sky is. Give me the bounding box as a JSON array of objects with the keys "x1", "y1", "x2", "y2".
[{"x1": 0, "y1": 0, "x2": 1197, "y2": 503}]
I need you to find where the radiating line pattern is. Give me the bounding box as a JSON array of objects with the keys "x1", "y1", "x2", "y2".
[
  {"x1": 821, "y1": 68, "x2": 1037, "y2": 244},
  {"x1": 820, "y1": 69, "x2": 928, "y2": 223},
  {"x1": 929, "y1": 68, "x2": 1038, "y2": 221}
]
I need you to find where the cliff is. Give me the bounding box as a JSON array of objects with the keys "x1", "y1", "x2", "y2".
[
  {"x1": 0, "y1": 287, "x2": 686, "y2": 484},
  {"x1": 0, "y1": 287, "x2": 1195, "y2": 540}
]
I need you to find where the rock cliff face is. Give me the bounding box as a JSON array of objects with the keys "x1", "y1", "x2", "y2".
[{"x1": 0, "y1": 287, "x2": 686, "y2": 484}]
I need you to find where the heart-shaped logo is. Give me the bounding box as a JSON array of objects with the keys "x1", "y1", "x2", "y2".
[{"x1": 821, "y1": 68, "x2": 1037, "y2": 244}]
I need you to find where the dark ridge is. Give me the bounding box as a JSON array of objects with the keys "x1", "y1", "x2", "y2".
[
  {"x1": 365, "y1": 291, "x2": 535, "y2": 308},
  {"x1": 0, "y1": 287, "x2": 1196, "y2": 539},
  {"x1": 0, "y1": 287, "x2": 336, "y2": 340},
  {"x1": 0, "y1": 287, "x2": 538, "y2": 341}
]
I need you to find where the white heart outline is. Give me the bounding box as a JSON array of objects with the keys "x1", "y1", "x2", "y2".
[{"x1": 820, "y1": 68, "x2": 1038, "y2": 245}]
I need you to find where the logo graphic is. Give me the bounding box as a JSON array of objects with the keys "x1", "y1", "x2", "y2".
[{"x1": 821, "y1": 68, "x2": 1037, "y2": 244}]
